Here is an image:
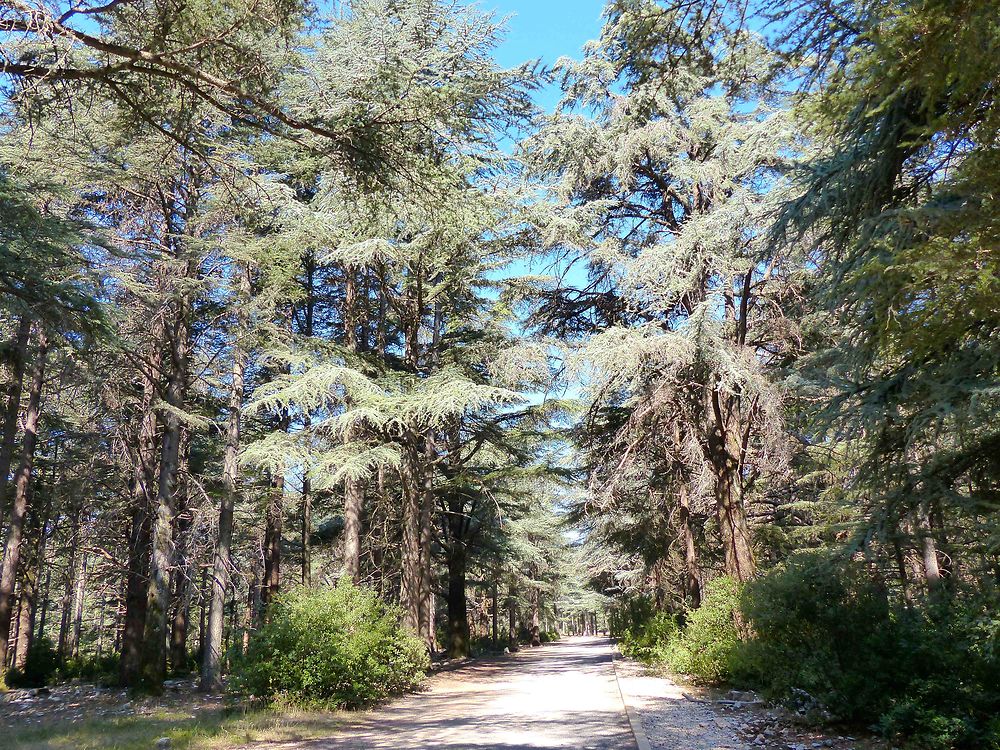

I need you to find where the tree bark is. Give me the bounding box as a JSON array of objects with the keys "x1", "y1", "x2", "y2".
[
  {"x1": 0, "y1": 316, "x2": 31, "y2": 515},
  {"x1": 242, "y1": 566, "x2": 257, "y2": 654},
  {"x1": 420, "y1": 439, "x2": 436, "y2": 652},
  {"x1": 14, "y1": 552, "x2": 38, "y2": 669},
  {"x1": 259, "y1": 303, "x2": 291, "y2": 621},
  {"x1": 341, "y1": 269, "x2": 364, "y2": 584},
  {"x1": 299, "y1": 259, "x2": 315, "y2": 588},
  {"x1": 260, "y1": 471, "x2": 284, "y2": 619},
  {"x1": 491, "y1": 573, "x2": 499, "y2": 647},
  {"x1": 14, "y1": 502, "x2": 47, "y2": 670},
  {"x1": 918, "y1": 504, "x2": 942, "y2": 592},
  {"x1": 0, "y1": 326, "x2": 47, "y2": 678},
  {"x1": 399, "y1": 435, "x2": 423, "y2": 634},
  {"x1": 530, "y1": 586, "x2": 541, "y2": 646},
  {"x1": 506, "y1": 591, "x2": 518, "y2": 652},
  {"x1": 200, "y1": 263, "x2": 247, "y2": 691},
  {"x1": 119, "y1": 314, "x2": 164, "y2": 685},
  {"x1": 57, "y1": 515, "x2": 79, "y2": 658},
  {"x1": 169, "y1": 443, "x2": 193, "y2": 673},
  {"x1": 301, "y1": 475, "x2": 312, "y2": 586},
  {"x1": 342, "y1": 478, "x2": 363, "y2": 583},
  {"x1": 677, "y1": 483, "x2": 702, "y2": 607},
  {"x1": 706, "y1": 388, "x2": 755, "y2": 582},
  {"x1": 445, "y1": 539, "x2": 470, "y2": 658},
  {"x1": 140, "y1": 282, "x2": 191, "y2": 691},
  {"x1": 37, "y1": 567, "x2": 50, "y2": 641},
  {"x1": 68, "y1": 547, "x2": 88, "y2": 659}
]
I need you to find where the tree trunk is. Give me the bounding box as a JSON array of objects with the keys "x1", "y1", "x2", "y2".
[
  {"x1": 200, "y1": 264, "x2": 247, "y2": 691},
  {"x1": 918, "y1": 504, "x2": 942, "y2": 592},
  {"x1": 14, "y1": 480, "x2": 48, "y2": 670},
  {"x1": 168, "y1": 579, "x2": 191, "y2": 672},
  {"x1": 491, "y1": 574, "x2": 499, "y2": 647},
  {"x1": 14, "y1": 555, "x2": 38, "y2": 669},
  {"x1": 301, "y1": 475, "x2": 312, "y2": 586},
  {"x1": 68, "y1": 548, "x2": 88, "y2": 659},
  {"x1": 419, "y1": 438, "x2": 436, "y2": 652},
  {"x1": 119, "y1": 314, "x2": 164, "y2": 686},
  {"x1": 446, "y1": 541, "x2": 470, "y2": 658},
  {"x1": 342, "y1": 478, "x2": 364, "y2": 584},
  {"x1": 530, "y1": 587, "x2": 541, "y2": 646},
  {"x1": 707, "y1": 389, "x2": 755, "y2": 582},
  {"x1": 196, "y1": 568, "x2": 208, "y2": 662},
  {"x1": 893, "y1": 536, "x2": 912, "y2": 604},
  {"x1": 169, "y1": 450, "x2": 193, "y2": 673},
  {"x1": 0, "y1": 316, "x2": 31, "y2": 517},
  {"x1": 677, "y1": 483, "x2": 702, "y2": 607},
  {"x1": 260, "y1": 471, "x2": 284, "y2": 619},
  {"x1": 259, "y1": 304, "x2": 290, "y2": 621},
  {"x1": 399, "y1": 435, "x2": 423, "y2": 635},
  {"x1": 506, "y1": 591, "x2": 518, "y2": 652},
  {"x1": 140, "y1": 288, "x2": 190, "y2": 691},
  {"x1": 0, "y1": 327, "x2": 47, "y2": 678},
  {"x1": 57, "y1": 520, "x2": 78, "y2": 658},
  {"x1": 341, "y1": 269, "x2": 364, "y2": 584},
  {"x1": 242, "y1": 566, "x2": 257, "y2": 654}
]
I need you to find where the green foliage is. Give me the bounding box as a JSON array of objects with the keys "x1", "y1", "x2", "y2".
[
  {"x1": 468, "y1": 636, "x2": 505, "y2": 655},
  {"x1": 875, "y1": 602, "x2": 1000, "y2": 750},
  {"x1": 737, "y1": 553, "x2": 1000, "y2": 749},
  {"x1": 58, "y1": 653, "x2": 120, "y2": 684},
  {"x1": 668, "y1": 577, "x2": 742, "y2": 683},
  {"x1": 5, "y1": 638, "x2": 60, "y2": 688},
  {"x1": 232, "y1": 582, "x2": 428, "y2": 708},
  {"x1": 5, "y1": 640, "x2": 119, "y2": 688},
  {"x1": 618, "y1": 610, "x2": 681, "y2": 663},
  {"x1": 616, "y1": 579, "x2": 742, "y2": 683},
  {"x1": 737, "y1": 553, "x2": 901, "y2": 718}
]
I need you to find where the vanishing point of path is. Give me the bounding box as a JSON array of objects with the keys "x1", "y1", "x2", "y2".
[{"x1": 263, "y1": 636, "x2": 637, "y2": 750}]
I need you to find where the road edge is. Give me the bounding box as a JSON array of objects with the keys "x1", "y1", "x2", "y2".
[{"x1": 611, "y1": 644, "x2": 654, "y2": 750}]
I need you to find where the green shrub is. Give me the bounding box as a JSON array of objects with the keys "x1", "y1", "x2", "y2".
[
  {"x1": 667, "y1": 576, "x2": 742, "y2": 682},
  {"x1": 232, "y1": 581, "x2": 428, "y2": 708},
  {"x1": 615, "y1": 558, "x2": 1000, "y2": 748},
  {"x1": 738, "y1": 553, "x2": 1000, "y2": 749},
  {"x1": 619, "y1": 610, "x2": 681, "y2": 662},
  {"x1": 737, "y1": 553, "x2": 900, "y2": 720},
  {"x1": 59, "y1": 652, "x2": 119, "y2": 683},
  {"x1": 6, "y1": 637, "x2": 60, "y2": 688},
  {"x1": 615, "y1": 580, "x2": 742, "y2": 683},
  {"x1": 468, "y1": 635, "x2": 507, "y2": 655},
  {"x1": 875, "y1": 599, "x2": 1000, "y2": 750}
]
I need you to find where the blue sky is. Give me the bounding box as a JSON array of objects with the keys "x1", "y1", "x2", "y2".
[{"x1": 486, "y1": 0, "x2": 608, "y2": 112}]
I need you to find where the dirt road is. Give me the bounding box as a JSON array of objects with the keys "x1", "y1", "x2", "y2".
[{"x1": 262, "y1": 636, "x2": 636, "y2": 750}]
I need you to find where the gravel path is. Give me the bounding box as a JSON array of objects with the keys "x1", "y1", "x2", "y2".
[
  {"x1": 614, "y1": 659, "x2": 745, "y2": 750},
  {"x1": 259, "y1": 636, "x2": 636, "y2": 750},
  {"x1": 613, "y1": 659, "x2": 878, "y2": 750}
]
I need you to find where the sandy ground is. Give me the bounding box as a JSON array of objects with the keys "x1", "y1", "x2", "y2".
[{"x1": 255, "y1": 636, "x2": 637, "y2": 750}]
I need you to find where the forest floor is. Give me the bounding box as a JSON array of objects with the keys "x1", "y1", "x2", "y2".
[{"x1": 1, "y1": 678, "x2": 343, "y2": 750}]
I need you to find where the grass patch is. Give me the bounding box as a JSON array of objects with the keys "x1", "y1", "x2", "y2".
[{"x1": 6, "y1": 705, "x2": 344, "y2": 750}]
